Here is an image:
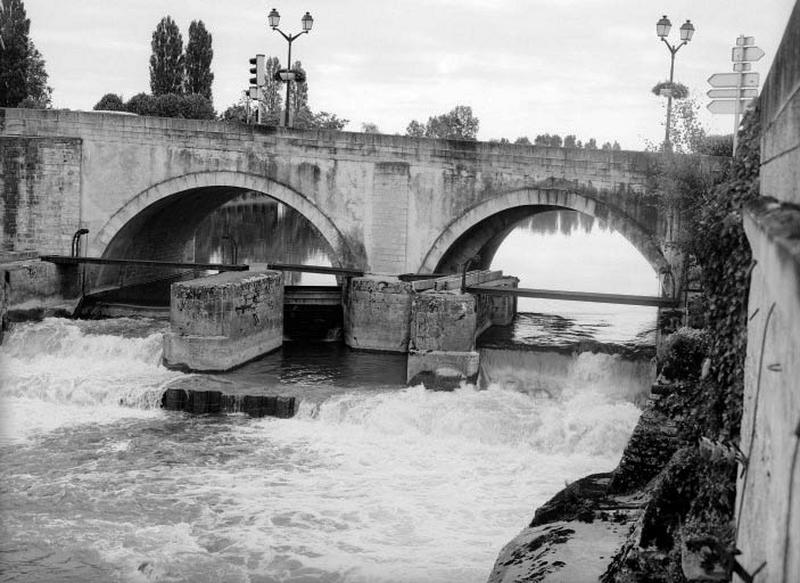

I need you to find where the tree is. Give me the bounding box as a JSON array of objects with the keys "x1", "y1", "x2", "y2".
[
  {"x1": 406, "y1": 105, "x2": 479, "y2": 140},
  {"x1": 514, "y1": 136, "x2": 531, "y2": 145},
  {"x1": 150, "y1": 16, "x2": 184, "y2": 95},
  {"x1": 361, "y1": 122, "x2": 380, "y2": 133},
  {"x1": 406, "y1": 120, "x2": 425, "y2": 137},
  {"x1": 20, "y1": 39, "x2": 50, "y2": 107},
  {"x1": 288, "y1": 60, "x2": 312, "y2": 126},
  {"x1": 0, "y1": 0, "x2": 51, "y2": 107},
  {"x1": 184, "y1": 20, "x2": 213, "y2": 101},
  {"x1": 93, "y1": 93, "x2": 126, "y2": 111},
  {"x1": 220, "y1": 95, "x2": 249, "y2": 123},
  {"x1": 584, "y1": 138, "x2": 598, "y2": 150},
  {"x1": 125, "y1": 92, "x2": 158, "y2": 116},
  {"x1": 263, "y1": 56, "x2": 282, "y2": 122},
  {"x1": 564, "y1": 135, "x2": 578, "y2": 148},
  {"x1": 424, "y1": 105, "x2": 479, "y2": 140},
  {"x1": 667, "y1": 97, "x2": 707, "y2": 154},
  {"x1": 534, "y1": 134, "x2": 562, "y2": 147},
  {"x1": 307, "y1": 111, "x2": 348, "y2": 130}
]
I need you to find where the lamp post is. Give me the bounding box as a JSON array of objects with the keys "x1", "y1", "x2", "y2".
[
  {"x1": 656, "y1": 15, "x2": 695, "y2": 151},
  {"x1": 268, "y1": 8, "x2": 313, "y2": 127}
]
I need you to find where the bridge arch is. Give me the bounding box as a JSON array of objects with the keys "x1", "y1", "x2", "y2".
[
  {"x1": 420, "y1": 187, "x2": 669, "y2": 276},
  {"x1": 92, "y1": 171, "x2": 360, "y2": 267}
]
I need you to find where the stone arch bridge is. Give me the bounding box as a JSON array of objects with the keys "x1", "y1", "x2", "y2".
[{"x1": 0, "y1": 108, "x2": 722, "y2": 295}]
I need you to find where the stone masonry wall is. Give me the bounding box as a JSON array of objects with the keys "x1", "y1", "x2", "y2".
[
  {"x1": 0, "y1": 108, "x2": 693, "y2": 281},
  {"x1": 737, "y1": 2, "x2": 800, "y2": 580},
  {"x1": 0, "y1": 135, "x2": 82, "y2": 255}
]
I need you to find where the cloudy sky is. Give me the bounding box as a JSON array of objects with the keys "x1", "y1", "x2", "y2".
[{"x1": 22, "y1": 0, "x2": 795, "y2": 150}]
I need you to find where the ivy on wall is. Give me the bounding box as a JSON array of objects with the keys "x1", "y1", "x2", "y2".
[{"x1": 682, "y1": 104, "x2": 761, "y2": 441}]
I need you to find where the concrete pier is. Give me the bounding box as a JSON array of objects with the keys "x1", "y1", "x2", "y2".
[
  {"x1": 162, "y1": 270, "x2": 283, "y2": 372},
  {"x1": 344, "y1": 276, "x2": 414, "y2": 352},
  {"x1": 343, "y1": 270, "x2": 517, "y2": 387}
]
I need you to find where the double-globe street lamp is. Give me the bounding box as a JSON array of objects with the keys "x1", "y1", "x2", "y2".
[
  {"x1": 656, "y1": 15, "x2": 695, "y2": 151},
  {"x1": 268, "y1": 8, "x2": 313, "y2": 127}
]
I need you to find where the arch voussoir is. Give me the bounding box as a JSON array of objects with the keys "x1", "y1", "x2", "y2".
[
  {"x1": 92, "y1": 171, "x2": 354, "y2": 267},
  {"x1": 419, "y1": 187, "x2": 667, "y2": 275}
]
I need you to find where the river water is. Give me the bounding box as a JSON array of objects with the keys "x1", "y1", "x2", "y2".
[{"x1": 0, "y1": 203, "x2": 657, "y2": 582}]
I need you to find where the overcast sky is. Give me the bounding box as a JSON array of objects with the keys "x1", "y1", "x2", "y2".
[{"x1": 22, "y1": 0, "x2": 795, "y2": 150}]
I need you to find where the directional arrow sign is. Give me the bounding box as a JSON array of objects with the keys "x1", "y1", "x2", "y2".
[
  {"x1": 732, "y1": 46, "x2": 765, "y2": 62},
  {"x1": 707, "y1": 88, "x2": 758, "y2": 99},
  {"x1": 707, "y1": 100, "x2": 753, "y2": 114},
  {"x1": 708, "y1": 72, "x2": 760, "y2": 87}
]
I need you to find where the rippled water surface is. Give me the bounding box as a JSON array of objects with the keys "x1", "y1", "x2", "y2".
[{"x1": 0, "y1": 318, "x2": 644, "y2": 583}]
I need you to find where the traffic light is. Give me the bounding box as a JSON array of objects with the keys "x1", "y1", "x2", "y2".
[{"x1": 249, "y1": 54, "x2": 266, "y2": 86}]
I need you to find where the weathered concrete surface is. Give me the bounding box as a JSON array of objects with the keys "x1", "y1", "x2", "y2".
[
  {"x1": 739, "y1": 202, "x2": 800, "y2": 582},
  {"x1": 407, "y1": 291, "x2": 478, "y2": 387},
  {"x1": 162, "y1": 270, "x2": 283, "y2": 371},
  {"x1": 488, "y1": 474, "x2": 644, "y2": 583},
  {"x1": 0, "y1": 108, "x2": 725, "y2": 298},
  {"x1": 736, "y1": 4, "x2": 800, "y2": 580},
  {"x1": 404, "y1": 271, "x2": 517, "y2": 386},
  {"x1": 344, "y1": 276, "x2": 413, "y2": 352},
  {"x1": 410, "y1": 292, "x2": 477, "y2": 352},
  {"x1": 0, "y1": 252, "x2": 80, "y2": 325}
]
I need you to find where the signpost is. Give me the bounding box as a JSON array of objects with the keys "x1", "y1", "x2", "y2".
[
  {"x1": 707, "y1": 88, "x2": 758, "y2": 99},
  {"x1": 707, "y1": 72, "x2": 760, "y2": 87},
  {"x1": 707, "y1": 35, "x2": 765, "y2": 152}
]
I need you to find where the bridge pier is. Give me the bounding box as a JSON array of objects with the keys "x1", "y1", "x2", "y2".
[
  {"x1": 162, "y1": 270, "x2": 283, "y2": 372},
  {"x1": 343, "y1": 271, "x2": 517, "y2": 388}
]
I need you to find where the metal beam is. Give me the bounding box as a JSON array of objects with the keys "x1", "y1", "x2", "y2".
[
  {"x1": 40, "y1": 255, "x2": 249, "y2": 271},
  {"x1": 466, "y1": 285, "x2": 678, "y2": 308},
  {"x1": 267, "y1": 262, "x2": 364, "y2": 277}
]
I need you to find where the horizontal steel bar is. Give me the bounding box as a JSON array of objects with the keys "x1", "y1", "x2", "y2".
[
  {"x1": 40, "y1": 255, "x2": 249, "y2": 271},
  {"x1": 267, "y1": 262, "x2": 364, "y2": 276},
  {"x1": 466, "y1": 285, "x2": 678, "y2": 307}
]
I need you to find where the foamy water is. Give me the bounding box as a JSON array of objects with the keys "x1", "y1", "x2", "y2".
[{"x1": 0, "y1": 318, "x2": 643, "y2": 582}]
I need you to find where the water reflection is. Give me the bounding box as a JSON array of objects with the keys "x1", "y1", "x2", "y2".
[
  {"x1": 193, "y1": 192, "x2": 335, "y2": 285},
  {"x1": 491, "y1": 210, "x2": 659, "y2": 342}
]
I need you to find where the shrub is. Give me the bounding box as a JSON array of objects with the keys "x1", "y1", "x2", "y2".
[
  {"x1": 125, "y1": 93, "x2": 158, "y2": 116},
  {"x1": 93, "y1": 93, "x2": 126, "y2": 111},
  {"x1": 658, "y1": 327, "x2": 709, "y2": 381},
  {"x1": 178, "y1": 93, "x2": 215, "y2": 120}
]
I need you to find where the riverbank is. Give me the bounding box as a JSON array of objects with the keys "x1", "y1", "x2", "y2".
[{"x1": 488, "y1": 348, "x2": 737, "y2": 583}]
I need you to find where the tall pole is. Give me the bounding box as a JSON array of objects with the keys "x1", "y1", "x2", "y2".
[
  {"x1": 664, "y1": 49, "x2": 676, "y2": 151},
  {"x1": 269, "y1": 10, "x2": 312, "y2": 129},
  {"x1": 284, "y1": 39, "x2": 293, "y2": 127}
]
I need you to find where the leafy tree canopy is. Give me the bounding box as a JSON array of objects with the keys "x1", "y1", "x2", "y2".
[
  {"x1": 0, "y1": 0, "x2": 51, "y2": 108},
  {"x1": 184, "y1": 20, "x2": 213, "y2": 101},
  {"x1": 405, "y1": 105, "x2": 479, "y2": 140},
  {"x1": 150, "y1": 16, "x2": 184, "y2": 95},
  {"x1": 93, "y1": 93, "x2": 126, "y2": 111}
]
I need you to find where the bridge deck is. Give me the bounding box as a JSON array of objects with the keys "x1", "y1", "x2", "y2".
[{"x1": 466, "y1": 284, "x2": 678, "y2": 308}]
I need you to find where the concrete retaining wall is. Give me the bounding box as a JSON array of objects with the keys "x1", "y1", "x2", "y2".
[
  {"x1": 737, "y1": 2, "x2": 800, "y2": 580},
  {"x1": 163, "y1": 270, "x2": 283, "y2": 371}
]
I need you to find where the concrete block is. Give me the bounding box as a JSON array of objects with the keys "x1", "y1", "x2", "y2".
[
  {"x1": 406, "y1": 350, "x2": 480, "y2": 389},
  {"x1": 163, "y1": 270, "x2": 283, "y2": 371},
  {"x1": 161, "y1": 388, "x2": 296, "y2": 418},
  {"x1": 409, "y1": 291, "x2": 476, "y2": 352},
  {"x1": 344, "y1": 276, "x2": 413, "y2": 352}
]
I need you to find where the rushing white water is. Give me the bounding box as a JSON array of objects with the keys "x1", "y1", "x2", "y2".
[{"x1": 0, "y1": 318, "x2": 643, "y2": 582}]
